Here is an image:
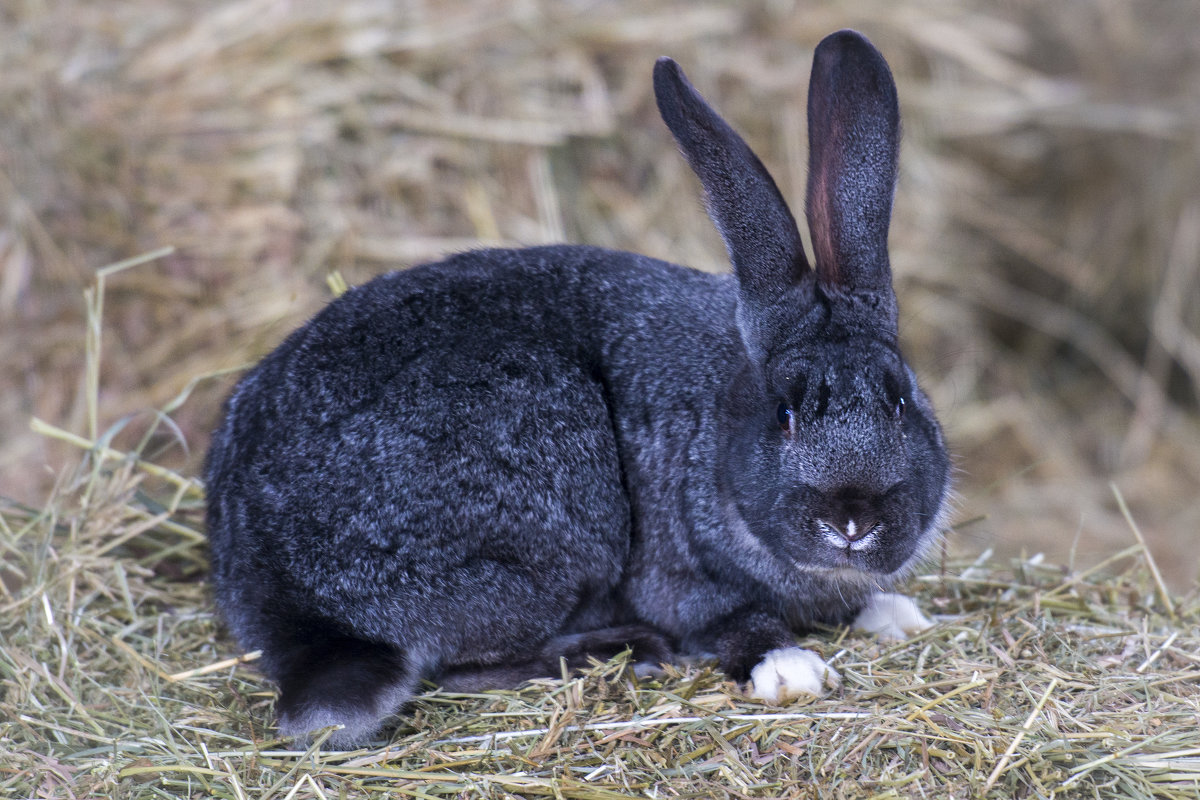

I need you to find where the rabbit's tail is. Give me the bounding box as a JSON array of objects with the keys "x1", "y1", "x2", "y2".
[
  {"x1": 269, "y1": 620, "x2": 417, "y2": 749},
  {"x1": 437, "y1": 624, "x2": 674, "y2": 693}
]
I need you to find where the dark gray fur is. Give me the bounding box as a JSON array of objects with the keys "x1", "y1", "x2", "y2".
[{"x1": 205, "y1": 29, "x2": 951, "y2": 749}]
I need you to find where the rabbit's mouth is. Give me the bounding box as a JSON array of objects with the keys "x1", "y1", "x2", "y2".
[
  {"x1": 795, "y1": 516, "x2": 923, "y2": 577},
  {"x1": 816, "y1": 519, "x2": 881, "y2": 553}
]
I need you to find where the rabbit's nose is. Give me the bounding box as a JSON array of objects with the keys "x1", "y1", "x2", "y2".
[
  {"x1": 822, "y1": 515, "x2": 879, "y2": 543},
  {"x1": 817, "y1": 487, "x2": 885, "y2": 547},
  {"x1": 816, "y1": 515, "x2": 882, "y2": 552},
  {"x1": 834, "y1": 517, "x2": 874, "y2": 542}
]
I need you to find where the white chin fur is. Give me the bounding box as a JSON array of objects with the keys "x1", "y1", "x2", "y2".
[
  {"x1": 853, "y1": 592, "x2": 933, "y2": 641},
  {"x1": 748, "y1": 647, "x2": 841, "y2": 703}
]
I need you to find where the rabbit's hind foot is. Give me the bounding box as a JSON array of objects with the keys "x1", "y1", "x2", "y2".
[
  {"x1": 272, "y1": 630, "x2": 414, "y2": 750},
  {"x1": 436, "y1": 624, "x2": 674, "y2": 693},
  {"x1": 544, "y1": 624, "x2": 674, "y2": 673}
]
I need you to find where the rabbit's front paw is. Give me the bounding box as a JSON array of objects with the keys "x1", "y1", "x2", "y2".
[
  {"x1": 853, "y1": 592, "x2": 933, "y2": 641},
  {"x1": 748, "y1": 647, "x2": 840, "y2": 703}
]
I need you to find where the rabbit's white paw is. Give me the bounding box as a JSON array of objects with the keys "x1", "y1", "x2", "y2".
[
  {"x1": 748, "y1": 647, "x2": 840, "y2": 703},
  {"x1": 853, "y1": 592, "x2": 933, "y2": 641}
]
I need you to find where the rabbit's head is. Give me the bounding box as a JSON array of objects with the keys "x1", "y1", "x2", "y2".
[{"x1": 656, "y1": 30, "x2": 951, "y2": 580}]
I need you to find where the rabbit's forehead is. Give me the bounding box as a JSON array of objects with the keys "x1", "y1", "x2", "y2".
[{"x1": 769, "y1": 336, "x2": 904, "y2": 392}]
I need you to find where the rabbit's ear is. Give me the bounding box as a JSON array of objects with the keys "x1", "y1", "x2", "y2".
[
  {"x1": 654, "y1": 57, "x2": 811, "y2": 308},
  {"x1": 805, "y1": 30, "x2": 899, "y2": 293}
]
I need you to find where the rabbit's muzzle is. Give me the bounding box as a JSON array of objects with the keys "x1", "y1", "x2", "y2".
[
  {"x1": 816, "y1": 486, "x2": 883, "y2": 549},
  {"x1": 785, "y1": 481, "x2": 930, "y2": 577}
]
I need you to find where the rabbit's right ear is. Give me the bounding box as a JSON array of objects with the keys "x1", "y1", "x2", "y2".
[
  {"x1": 654, "y1": 58, "x2": 811, "y2": 312},
  {"x1": 805, "y1": 30, "x2": 900, "y2": 295}
]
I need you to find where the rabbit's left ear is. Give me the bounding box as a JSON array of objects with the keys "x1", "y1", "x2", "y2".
[
  {"x1": 654, "y1": 57, "x2": 811, "y2": 311},
  {"x1": 805, "y1": 30, "x2": 900, "y2": 294}
]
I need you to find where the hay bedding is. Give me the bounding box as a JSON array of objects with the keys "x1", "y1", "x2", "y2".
[
  {"x1": 3, "y1": 380, "x2": 1199, "y2": 799},
  {"x1": 6, "y1": 299, "x2": 1200, "y2": 794}
]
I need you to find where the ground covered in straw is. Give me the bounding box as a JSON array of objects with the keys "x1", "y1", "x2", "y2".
[{"x1": 3, "y1": 426, "x2": 1198, "y2": 799}]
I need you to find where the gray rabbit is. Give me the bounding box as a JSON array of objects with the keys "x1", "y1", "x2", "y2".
[{"x1": 205, "y1": 29, "x2": 952, "y2": 748}]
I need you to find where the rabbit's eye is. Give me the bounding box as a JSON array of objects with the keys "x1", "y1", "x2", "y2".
[
  {"x1": 776, "y1": 402, "x2": 793, "y2": 432},
  {"x1": 893, "y1": 396, "x2": 906, "y2": 420}
]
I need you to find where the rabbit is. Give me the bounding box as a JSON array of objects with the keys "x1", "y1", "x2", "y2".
[{"x1": 204, "y1": 28, "x2": 952, "y2": 749}]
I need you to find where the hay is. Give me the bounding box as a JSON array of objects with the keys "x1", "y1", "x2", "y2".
[
  {"x1": 3, "y1": 256, "x2": 1200, "y2": 799},
  {"x1": 3, "y1": 408, "x2": 1199, "y2": 798},
  {"x1": 1, "y1": 0, "x2": 1198, "y2": 585}
]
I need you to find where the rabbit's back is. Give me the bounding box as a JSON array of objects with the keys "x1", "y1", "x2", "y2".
[{"x1": 205, "y1": 245, "x2": 735, "y2": 676}]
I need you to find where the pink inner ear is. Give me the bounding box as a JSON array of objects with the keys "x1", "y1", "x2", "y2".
[
  {"x1": 808, "y1": 164, "x2": 836, "y2": 285},
  {"x1": 808, "y1": 135, "x2": 847, "y2": 288},
  {"x1": 803, "y1": 31, "x2": 900, "y2": 295},
  {"x1": 806, "y1": 93, "x2": 851, "y2": 289}
]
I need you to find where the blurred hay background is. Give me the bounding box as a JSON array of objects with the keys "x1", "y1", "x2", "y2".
[{"x1": 1, "y1": 0, "x2": 1198, "y2": 585}]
